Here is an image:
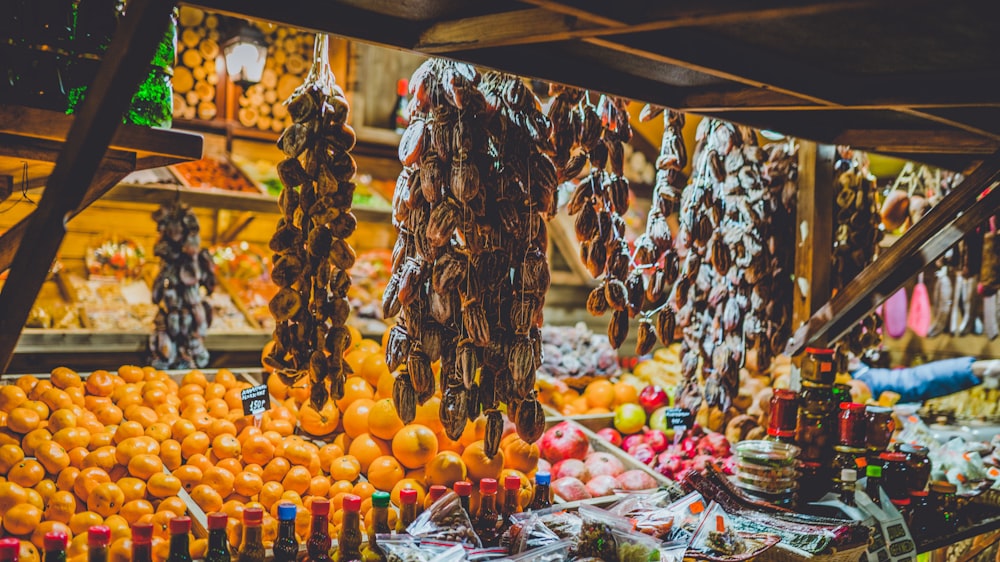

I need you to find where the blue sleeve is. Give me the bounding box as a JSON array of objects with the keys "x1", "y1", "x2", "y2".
[{"x1": 852, "y1": 357, "x2": 979, "y2": 403}]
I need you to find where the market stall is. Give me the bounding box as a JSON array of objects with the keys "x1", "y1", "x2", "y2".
[{"x1": 1, "y1": 1, "x2": 999, "y2": 562}]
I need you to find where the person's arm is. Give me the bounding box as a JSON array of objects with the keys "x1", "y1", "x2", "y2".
[{"x1": 852, "y1": 357, "x2": 978, "y2": 403}]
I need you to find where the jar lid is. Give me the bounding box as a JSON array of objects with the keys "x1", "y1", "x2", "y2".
[
  {"x1": 891, "y1": 498, "x2": 911, "y2": 506},
  {"x1": 480, "y1": 478, "x2": 498, "y2": 494},
  {"x1": 866, "y1": 465, "x2": 883, "y2": 478},
  {"x1": 773, "y1": 389, "x2": 799, "y2": 399},
  {"x1": 910, "y1": 490, "x2": 929, "y2": 497},
  {"x1": 454, "y1": 481, "x2": 472, "y2": 496},
  {"x1": 805, "y1": 347, "x2": 835, "y2": 355},
  {"x1": 400, "y1": 489, "x2": 419, "y2": 504},
  {"x1": 0, "y1": 538, "x2": 20, "y2": 562},
  {"x1": 243, "y1": 508, "x2": 263, "y2": 526},
  {"x1": 311, "y1": 499, "x2": 330, "y2": 515},
  {"x1": 880, "y1": 452, "x2": 906, "y2": 462},
  {"x1": 930, "y1": 481, "x2": 957, "y2": 493},
  {"x1": 535, "y1": 472, "x2": 550, "y2": 485},
  {"x1": 840, "y1": 402, "x2": 866, "y2": 411},
  {"x1": 428, "y1": 485, "x2": 448, "y2": 501},
  {"x1": 899, "y1": 443, "x2": 928, "y2": 455},
  {"x1": 841, "y1": 468, "x2": 857, "y2": 481},
  {"x1": 505, "y1": 475, "x2": 522, "y2": 490},
  {"x1": 277, "y1": 502, "x2": 297, "y2": 521},
  {"x1": 834, "y1": 445, "x2": 866, "y2": 454},
  {"x1": 865, "y1": 405, "x2": 892, "y2": 414},
  {"x1": 207, "y1": 512, "x2": 228, "y2": 530}
]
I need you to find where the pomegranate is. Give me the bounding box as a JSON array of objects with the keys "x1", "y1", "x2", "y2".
[
  {"x1": 638, "y1": 385, "x2": 671, "y2": 414},
  {"x1": 616, "y1": 469, "x2": 658, "y2": 491},
  {"x1": 655, "y1": 452, "x2": 685, "y2": 478},
  {"x1": 644, "y1": 429, "x2": 669, "y2": 453},
  {"x1": 539, "y1": 421, "x2": 589, "y2": 463},
  {"x1": 552, "y1": 458, "x2": 589, "y2": 482},
  {"x1": 552, "y1": 477, "x2": 591, "y2": 501},
  {"x1": 621, "y1": 434, "x2": 646, "y2": 452},
  {"x1": 696, "y1": 432, "x2": 731, "y2": 457},
  {"x1": 586, "y1": 474, "x2": 619, "y2": 497},
  {"x1": 596, "y1": 428, "x2": 623, "y2": 447},
  {"x1": 690, "y1": 454, "x2": 716, "y2": 473},
  {"x1": 627, "y1": 442, "x2": 656, "y2": 465},
  {"x1": 584, "y1": 452, "x2": 625, "y2": 478}
]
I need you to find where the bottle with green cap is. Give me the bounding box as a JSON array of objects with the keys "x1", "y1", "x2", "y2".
[
  {"x1": 273, "y1": 503, "x2": 299, "y2": 562},
  {"x1": 205, "y1": 513, "x2": 231, "y2": 562},
  {"x1": 362, "y1": 492, "x2": 391, "y2": 562},
  {"x1": 43, "y1": 532, "x2": 67, "y2": 562},
  {"x1": 866, "y1": 464, "x2": 883, "y2": 507}
]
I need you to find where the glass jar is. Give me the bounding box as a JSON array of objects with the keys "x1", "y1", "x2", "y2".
[
  {"x1": 908, "y1": 490, "x2": 931, "y2": 535},
  {"x1": 878, "y1": 451, "x2": 909, "y2": 500},
  {"x1": 802, "y1": 347, "x2": 836, "y2": 385},
  {"x1": 797, "y1": 461, "x2": 831, "y2": 503},
  {"x1": 838, "y1": 403, "x2": 867, "y2": 448},
  {"x1": 800, "y1": 381, "x2": 834, "y2": 416},
  {"x1": 929, "y1": 481, "x2": 959, "y2": 532},
  {"x1": 832, "y1": 383, "x2": 853, "y2": 406},
  {"x1": 899, "y1": 443, "x2": 931, "y2": 492},
  {"x1": 865, "y1": 406, "x2": 895, "y2": 453},
  {"x1": 795, "y1": 412, "x2": 832, "y2": 462},
  {"x1": 768, "y1": 389, "x2": 799, "y2": 441},
  {"x1": 832, "y1": 445, "x2": 867, "y2": 490},
  {"x1": 890, "y1": 497, "x2": 911, "y2": 524}
]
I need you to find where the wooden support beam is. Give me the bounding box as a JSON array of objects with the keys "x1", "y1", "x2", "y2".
[
  {"x1": 834, "y1": 129, "x2": 1000, "y2": 154},
  {"x1": 786, "y1": 148, "x2": 1000, "y2": 356},
  {"x1": 0, "y1": 176, "x2": 11, "y2": 202},
  {"x1": 0, "y1": 0, "x2": 176, "y2": 373},
  {"x1": 791, "y1": 141, "x2": 835, "y2": 341}
]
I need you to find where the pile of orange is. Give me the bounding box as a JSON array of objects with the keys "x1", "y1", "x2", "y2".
[{"x1": 538, "y1": 378, "x2": 639, "y2": 416}]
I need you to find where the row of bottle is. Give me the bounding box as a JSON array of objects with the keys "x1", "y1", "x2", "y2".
[{"x1": 839, "y1": 466, "x2": 961, "y2": 537}]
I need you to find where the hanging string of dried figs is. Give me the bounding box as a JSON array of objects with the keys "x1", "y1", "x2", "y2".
[
  {"x1": 385, "y1": 60, "x2": 556, "y2": 455},
  {"x1": 557, "y1": 90, "x2": 637, "y2": 349},
  {"x1": 264, "y1": 34, "x2": 359, "y2": 410}
]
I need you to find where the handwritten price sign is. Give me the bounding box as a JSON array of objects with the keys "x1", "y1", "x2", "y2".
[{"x1": 241, "y1": 385, "x2": 271, "y2": 416}]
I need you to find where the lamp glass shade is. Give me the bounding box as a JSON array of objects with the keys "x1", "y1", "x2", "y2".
[{"x1": 223, "y1": 39, "x2": 267, "y2": 86}]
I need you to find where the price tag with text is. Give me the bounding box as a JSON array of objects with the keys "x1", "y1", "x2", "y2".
[
  {"x1": 241, "y1": 385, "x2": 271, "y2": 416},
  {"x1": 664, "y1": 408, "x2": 695, "y2": 429}
]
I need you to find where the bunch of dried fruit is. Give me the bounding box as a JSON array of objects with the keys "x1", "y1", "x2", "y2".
[
  {"x1": 386, "y1": 61, "x2": 556, "y2": 453},
  {"x1": 148, "y1": 202, "x2": 216, "y2": 369},
  {"x1": 263, "y1": 34, "x2": 359, "y2": 409},
  {"x1": 556, "y1": 88, "x2": 637, "y2": 349},
  {"x1": 758, "y1": 139, "x2": 798, "y2": 368}
]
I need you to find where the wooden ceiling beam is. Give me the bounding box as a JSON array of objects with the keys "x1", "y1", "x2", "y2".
[{"x1": 834, "y1": 129, "x2": 1000, "y2": 154}]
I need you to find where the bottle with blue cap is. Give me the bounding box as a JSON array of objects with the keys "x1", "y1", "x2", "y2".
[
  {"x1": 273, "y1": 503, "x2": 299, "y2": 562},
  {"x1": 527, "y1": 471, "x2": 552, "y2": 510}
]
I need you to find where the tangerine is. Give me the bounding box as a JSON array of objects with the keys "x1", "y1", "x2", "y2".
[
  {"x1": 391, "y1": 424, "x2": 439, "y2": 470},
  {"x1": 366, "y1": 456, "x2": 404, "y2": 492},
  {"x1": 190, "y1": 484, "x2": 224, "y2": 513},
  {"x1": 341, "y1": 399, "x2": 375, "y2": 439},
  {"x1": 282, "y1": 466, "x2": 313, "y2": 495},
  {"x1": 461, "y1": 440, "x2": 504, "y2": 481},
  {"x1": 8, "y1": 460, "x2": 45, "y2": 487},
  {"x1": 42, "y1": 490, "x2": 76, "y2": 523},
  {"x1": 367, "y1": 399, "x2": 404, "y2": 441},
  {"x1": 87, "y1": 482, "x2": 124, "y2": 517},
  {"x1": 347, "y1": 433, "x2": 390, "y2": 473},
  {"x1": 424, "y1": 451, "x2": 467, "y2": 488},
  {"x1": 583, "y1": 380, "x2": 615, "y2": 409},
  {"x1": 4, "y1": 504, "x2": 42, "y2": 535}
]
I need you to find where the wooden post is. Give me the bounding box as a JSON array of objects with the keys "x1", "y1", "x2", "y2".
[
  {"x1": 791, "y1": 141, "x2": 835, "y2": 347},
  {"x1": 0, "y1": 0, "x2": 179, "y2": 373}
]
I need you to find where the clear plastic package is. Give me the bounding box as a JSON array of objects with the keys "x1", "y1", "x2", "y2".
[
  {"x1": 686, "y1": 502, "x2": 780, "y2": 562},
  {"x1": 406, "y1": 491, "x2": 482, "y2": 547},
  {"x1": 500, "y1": 511, "x2": 561, "y2": 554},
  {"x1": 499, "y1": 538, "x2": 574, "y2": 562}
]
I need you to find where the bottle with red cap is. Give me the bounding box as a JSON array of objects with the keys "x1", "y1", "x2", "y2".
[
  {"x1": 499, "y1": 475, "x2": 521, "y2": 536},
  {"x1": 43, "y1": 532, "x2": 67, "y2": 562},
  {"x1": 454, "y1": 481, "x2": 472, "y2": 520},
  {"x1": 474, "y1": 478, "x2": 500, "y2": 547},
  {"x1": 205, "y1": 513, "x2": 231, "y2": 562},
  {"x1": 131, "y1": 523, "x2": 154, "y2": 562},
  {"x1": 0, "y1": 537, "x2": 20, "y2": 562},
  {"x1": 306, "y1": 499, "x2": 333, "y2": 562},
  {"x1": 424, "y1": 485, "x2": 447, "y2": 509},
  {"x1": 164, "y1": 518, "x2": 191, "y2": 562},
  {"x1": 335, "y1": 494, "x2": 362, "y2": 562},
  {"x1": 89, "y1": 526, "x2": 112, "y2": 562},
  {"x1": 396, "y1": 489, "x2": 418, "y2": 534},
  {"x1": 273, "y1": 503, "x2": 299, "y2": 562},
  {"x1": 237, "y1": 507, "x2": 265, "y2": 562}
]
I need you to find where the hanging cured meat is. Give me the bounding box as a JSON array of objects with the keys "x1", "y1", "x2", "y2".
[
  {"x1": 262, "y1": 35, "x2": 360, "y2": 410},
  {"x1": 385, "y1": 60, "x2": 556, "y2": 454}
]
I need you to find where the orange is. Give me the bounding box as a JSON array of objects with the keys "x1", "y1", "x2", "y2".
[
  {"x1": 204, "y1": 382, "x2": 226, "y2": 401},
  {"x1": 147, "y1": 473, "x2": 181, "y2": 498},
  {"x1": 155, "y1": 497, "x2": 187, "y2": 516},
  {"x1": 298, "y1": 403, "x2": 340, "y2": 436},
  {"x1": 4, "y1": 503, "x2": 42, "y2": 535},
  {"x1": 172, "y1": 464, "x2": 202, "y2": 492},
  {"x1": 266, "y1": 372, "x2": 286, "y2": 400},
  {"x1": 329, "y1": 455, "x2": 361, "y2": 482},
  {"x1": 159, "y1": 439, "x2": 182, "y2": 471},
  {"x1": 584, "y1": 380, "x2": 615, "y2": 409},
  {"x1": 329, "y1": 480, "x2": 354, "y2": 498},
  {"x1": 0, "y1": 481, "x2": 28, "y2": 516},
  {"x1": 33, "y1": 479, "x2": 56, "y2": 503},
  {"x1": 50, "y1": 367, "x2": 82, "y2": 390},
  {"x1": 375, "y1": 372, "x2": 394, "y2": 401},
  {"x1": 352, "y1": 481, "x2": 375, "y2": 500},
  {"x1": 7, "y1": 407, "x2": 41, "y2": 434},
  {"x1": 262, "y1": 457, "x2": 291, "y2": 483},
  {"x1": 282, "y1": 439, "x2": 313, "y2": 467},
  {"x1": 24, "y1": 488, "x2": 44, "y2": 509},
  {"x1": 28, "y1": 380, "x2": 53, "y2": 401},
  {"x1": 170, "y1": 419, "x2": 196, "y2": 442},
  {"x1": 76, "y1": 413, "x2": 105, "y2": 436},
  {"x1": 65, "y1": 386, "x2": 86, "y2": 408},
  {"x1": 347, "y1": 433, "x2": 390, "y2": 473},
  {"x1": 0, "y1": 386, "x2": 27, "y2": 413},
  {"x1": 0, "y1": 443, "x2": 24, "y2": 472},
  {"x1": 461, "y1": 440, "x2": 505, "y2": 481},
  {"x1": 413, "y1": 396, "x2": 444, "y2": 435},
  {"x1": 613, "y1": 381, "x2": 638, "y2": 406},
  {"x1": 118, "y1": 499, "x2": 154, "y2": 526},
  {"x1": 35, "y1": 441, "x2": 70, "y2": 474},
  {"x1": 14, "y1": 375, "x2": 39, "y2": 396},
  {"x1": 259, "y1": 481, "x2": 284, "y2": 510},
  {"x1": 241, "y1": 434, "x2": 274, "y2": 466},
  {"x1": 318, "y1": 444, "x2": 343, "y2": 470},
  {"x1": 82, "y1": 446, "x2": 117, "y2": 472},
  {"x1": 32, "y1": 521, "x2": 72, "y2": 550},
  {"x1": 127, "y1": 454, "x2": 163, "y2": 480},
  {"x1": 95, "y1": 404, "x2": 123, "y2": 426},
  {"x1": 39, "y1": 388, "x2": 73, "y2": 412},
  {"x1": 68, "y1": 510, "x2": 104, "y2": 535},
  {"x1": 207, "y1": 419, "x2": 237, "y2": 440},
  {"x1": 359, "y1": 354, "x2": 390, "y2": 388},
  {"x1": 234, "y1": 471, "x2": 264, "y2": 497},
  {"x1": 341, "y1": 399, "x2": 375, "y2": 439},
  {"x1": 115, "y1": 365, "x2": 143, "y2": 384},
  {"x1": 390, "y1": 478, "x2": 426, "y2": 508},
  {"x1": 190, "y1": 484, "x2": 224, "y2": 513},
  {"x1": 368, "y1": 399, "x2": 404, "y2": 441},
  {"x1": 391, "y1": 424, "x2": 439, "y2": 470},
  {"x1": 264, "y1": 418, "x2": 295, "y2": 437},
  {"x1": 366, "y1": 456, "x2": 404, "y2": 492},
  {"x1": 55, "y1": 466, "x2": 79, "y2": 493},
  {"x1": 424, "y1": 451, "x2": 467, "y2": 488},
  {"x1": 87, "y1": 482, "x2": 124, "y2": 517},
  {"x1": 20, "y1": 401, "x2": 49, "y2": 422},
  {"x1": 48, "y1": 409, "x2": 78, "y2": 432},
  {"x1": 117, "y1": 477, "x2": 146, "y2": 503},
  {"x1": 335, "y1": 377, "x2": 374, "y2": 412},
  {"x1": 308, "y1": 476, "x2": 331, "y2": 497},
  {"x1": 216, "y1": 457, "x2": 243, "y2": 476},
  {"x1": 344, "y1": 350, "x2": 370, "y2": 379},
  {"x1": 214, "y1": 369, "x2": 238, "y2": 389},
  {"x1": 211, "y1": 434, "x2": 241, "y2": 460},
  {"x1": 53, "y1": 427, "x2": 90, "y2": 450},
  {"x1": 203, "y1": 467, "x2": 236, "y2": 497},
  {"x1": 180, "y1": 431, "x2": 210, "y2": 459},
  {"x1": 9, "y1": 460, "x2": 45, "y2": 488},
  {"x1": 282, "y1": 466, "x2": 313, "y2": 495},
  {"x1": 42, "y1": 489, "x2": 76, "y2": 523},
  {"x1": 20, "y1": 428, "x2": 51, "y2": 457},
  {"x1": 144, "y1": 422, "x2": 172, "y2": 443},
  {"x1": 501, "y1": 435, "x2": 540, "y2": 474},
  {"x1": 73, "y1": 467, "x2": 110, "y2": 503},
  {"x1": 85, "y1": 370, "x2": 114, "y2": 397},
  {"x1": 123, "y1": 405, "x2": 157, "y2": 429},
  {"x1": 66, "y1": 446, "x2": 89, "y2": 469}
]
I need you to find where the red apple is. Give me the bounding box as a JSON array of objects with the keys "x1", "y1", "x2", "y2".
[
  {"x1": 584, "y1": 452, "x2": 626, "y2": 478},
  {"x1": 552, "y1": 477, "x2": 591, "y2": 502},
  {"x1": 696, "y1": 432, "x2": 731, "y2": 457},
  {"x1": 644, "y1": 429, "x2": 669, "y2": 453},
  {"x1": 627, "y1": 442, "x2": 656, "y2": 465},
  {"x1": 621, "y1": 434, "x2": 646, "y2": 452},
  {"x1": 538, "y1": 421, "x2": 589, "y2": 463},
  {"x1": 655, "y1": 453, "x2": 684, "y2": 478},
  {"x1": 638, "y1": 385, "x2": 671, "y2": 414},
  {"x1": 596, "y1": 428, "x2": 623, "y2": 447},
  {"x1": 552, "y1": 458, "x2": 590, "y2": 482},
  {"x1": 586, "y1": 474, "x2": 619, "y2": 497}
]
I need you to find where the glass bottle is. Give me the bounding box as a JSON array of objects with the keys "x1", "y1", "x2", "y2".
[
  {"x1": 164, "y1": 518, "x2": 190, "y2": 562},
  {"x1": 865, "y1": 465, "x2": 883, "y2": 507},
  {"x1": 131, "y1": 523, "x2": 154, "y2": 562},
  {"x1": 838, "y1": 403, "x2": 867, "y2": 448},
  {"x1": 363, "y1": 492, "x2": 390, "y2": 562},
  {"x1": 526, "y1": 472, "x2": 552, "y2": 511},
  {"x1": 0, "y1": 537, "x2": 20, "y2": 562},
  {"x1": 89, "y1": 526, "x2": 111, "y2": 562},
  {"x1": 43, "y1": 531, "x2": 67, "y2": 562},
  {"x1": 890, "y1": 497, "x2": 911, "y2": 524},
  {"x1": 475, "y1": 478, "x2": 500, "y2": 547},
  {"x1": 878, "y1": 451, "x2": 909, "y2": 500},
  {"x1": 839, "y1": 468, "x2": 857, "y2": 506},
  {"x1": 500, "y1": 475, "x2": 521, "y2": 536},
  {"x1": 930, "y1": 481, "x2": 959, "y2": 532},
  {"x1": 273, "y1": 503, "x2": 299, "y2": 562},
  {"x1": 899, "y1": 443, "x2": 931, "y2": 492},
  {"x1": 425, "y1": 485, "x2": 447, "y2": 509},
  {"x1": 397, "y1": 489, "x2": 418, "y2": 534},
  {"x1": 908, "y1": 490, "x2": 931, "y2": 534},
  {"x1": 865, "y1": 406, "x2": 894, "y2": 454},
  {"x1": 205, "y1": 513, "x2": 231, "y2": 562},
  {"x1": 767, "y1": 389, "x2": 799, "y2": 443},
  {"x1": 454, "y1": 481, "x2": 473, "y2": 519},
  {"x1": 391, "y1": 78, "x2": 409, "y2": 133},
  {"x1": 306, "y1": 499, "x2": 333, "y2": 562},
  {"x1": 238, "y1": 508, "x2": 265, "y2": 562},
  {"x1": 337, "y1": 494, "x2": 363, "y2": 562}
]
